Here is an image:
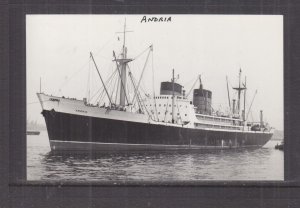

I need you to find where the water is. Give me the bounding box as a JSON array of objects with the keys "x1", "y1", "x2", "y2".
[{"x1": 27, "y1": 130, "x2": 284, "y2": 181}]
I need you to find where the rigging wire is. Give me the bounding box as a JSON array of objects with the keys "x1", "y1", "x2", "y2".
[
  {"x1": 126, "y1": 75, "x2": 131, "y2": 104},
  {"x1": 89, "y1": 67, "x2": 118, "y2": 104},
  {"x1": 127, "y1": 65, "x2": 143, "y2": 112},
  {"x1": 86, "y1": 56, "x2": 91, "y2": 102},
  {"x1": 183, "y1": 76, "x2": 198, "y2": 87},
  {"x1": 112, "y1": 51, "x2": 130, "y2": 106},
  {"x1": 102, "y1": 69, "x2": 118, "y2": 103},
  {"x1": 93, "y1": 55, "x2": 121, "y2": 105},
  {"x1": 56, "y1": 37, "x2": 115, "y2": 95},
  {"x1": 109, "y1": 70, "x2": 119, "y2": 104},
  {"x1": 246, "y1": 90, "x2": 258, "y2": 121},
  {"x1": 131, "y1": 45, "x2": 152, "y2": 104},
  {"x1": 132, "y1": 46, "x2": 152, "y2": 61},
  {"x1": 186, "y1": 76, "x2": 199, "y2": 98},
  {"x1": 114, "y1": 75, "x2": 120, "y2": 105},
  {"x1": 151, "y1": 47, "x2": 158, "y2": 121},
  {"x1": 131, "y1": 73, "x2": 149, "y2": 103},
  {"x1": 90, "y1": 52, "x2": 113, "y2": 106}
]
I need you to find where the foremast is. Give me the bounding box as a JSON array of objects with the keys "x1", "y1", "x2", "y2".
[{"x1": 115, "y1": 20, "x2": 133, "y2": 107}]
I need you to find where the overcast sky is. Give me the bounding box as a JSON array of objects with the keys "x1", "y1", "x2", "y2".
[{"x1": 26, "y1": 15, "x2": 283, "y2": 130}]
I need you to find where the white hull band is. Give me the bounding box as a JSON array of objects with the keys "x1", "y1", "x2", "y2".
[{"x1": 50, "y1": 140, "x2": 262, "y2": 151}]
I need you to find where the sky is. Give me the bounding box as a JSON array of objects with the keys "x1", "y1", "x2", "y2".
[{"x1": 26, "y1": 15, "x2": 283, "y2": 130}]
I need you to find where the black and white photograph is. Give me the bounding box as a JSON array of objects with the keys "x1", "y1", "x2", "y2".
[{"x1": 26, "y1": 14, "x2": 283, "y2": 181}]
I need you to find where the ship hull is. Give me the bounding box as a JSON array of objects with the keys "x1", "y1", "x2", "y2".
[{"x1": 42, "y1": 110, "x2": 272, "y2": 151}]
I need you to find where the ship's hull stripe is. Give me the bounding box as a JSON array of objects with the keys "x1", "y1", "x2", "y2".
[{"x1": 49, "y1": 140, "x2": 261, "y2": 151}]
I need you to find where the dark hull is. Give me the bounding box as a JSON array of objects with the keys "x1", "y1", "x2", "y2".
[{"x1": 42, "y1": 110, "x2": 272, "y2": 151}]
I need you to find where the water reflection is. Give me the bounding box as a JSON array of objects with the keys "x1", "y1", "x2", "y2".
[
  {"x1": 33, "y1": 147, "x2": 282, "y2": 181},
  {"x1": 27, "y1": 132, "x2": 283, "y2": 181}
]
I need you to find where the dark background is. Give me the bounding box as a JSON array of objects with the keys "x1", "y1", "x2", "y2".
[{"x1": 1, "y1": 0, "x2": 300, "y2": 207}]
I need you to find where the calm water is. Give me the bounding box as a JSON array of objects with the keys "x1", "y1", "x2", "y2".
[{"x1": 27, "y1": 130, "x2": 284, "y2": 181}]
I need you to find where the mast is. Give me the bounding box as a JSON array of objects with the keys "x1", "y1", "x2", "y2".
[
  {"x1": 172, "y1": 69, "x2": 175, "y2": 124},
  {"x1": 233, "y1": 69, "x2": 246, "y2": 116},
  {"x1": 238, "y1": 69, "x2": 241, "y2": 112},
  {"x1": 226, "y1": 76, "x2": 231, "y2": 111},
  {"x1": 243, "y1": 76, "x2": 247, "y2": 121},
  {"x1": 115, "y1": 19, "x2": 133, "y2": 107},
  {"x1": 120, "y1": 20, "x2": 127, "y2": 107},
  {"x1": 113, "y1": 51, "x2": 130, "y2": 106}
]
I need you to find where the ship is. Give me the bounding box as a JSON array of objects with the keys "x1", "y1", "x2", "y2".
[
  {"x1": 37, "y1": 22, "x2": 273, "y2": 151},
  {"x1": 275, "y1": 141, "x2": 284, "y2": 150}
]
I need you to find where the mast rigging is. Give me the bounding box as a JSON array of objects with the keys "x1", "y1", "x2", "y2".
[
  {"x1": 113, "y1": 51, "x2": 130, "y2": 106},
  {"x1": 232, "y1": 69, "x2": 246, "y2": 116},
  {"x1": 115, "y1": 19, "x2": 133, "y2": 107},
  {"x1": 131, "y1": 45, "x2": 153, "y2": 104},
  {"x1": 90, "y1": 52, "x2": 113, "y2": 106},
  {"x1": 172, "y1": 69, "x2": 175, "y2": 124},
  {"x1": 226, "y1": 76, "x2": 231, "y2": 111}
]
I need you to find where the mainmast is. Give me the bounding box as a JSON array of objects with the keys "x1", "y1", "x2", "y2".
[
  {"x1": 115, "y1": 19, "x2": 133, "y2": 107},
  {"x1": 232, "y1": 69, "x2": 246, "y2": 117},
  {"x1": 226, "y1": 76, "x2": 231, "y2": 111},
  {"x1": 120, "y1": 20, "x2": 127, "y2": 107},
  {"x1": 243, "y1": 76, "x2": 247, "y2": 121},
  {"x1": 171, "y1": 69, "x2": 175, "y2": 124}
]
